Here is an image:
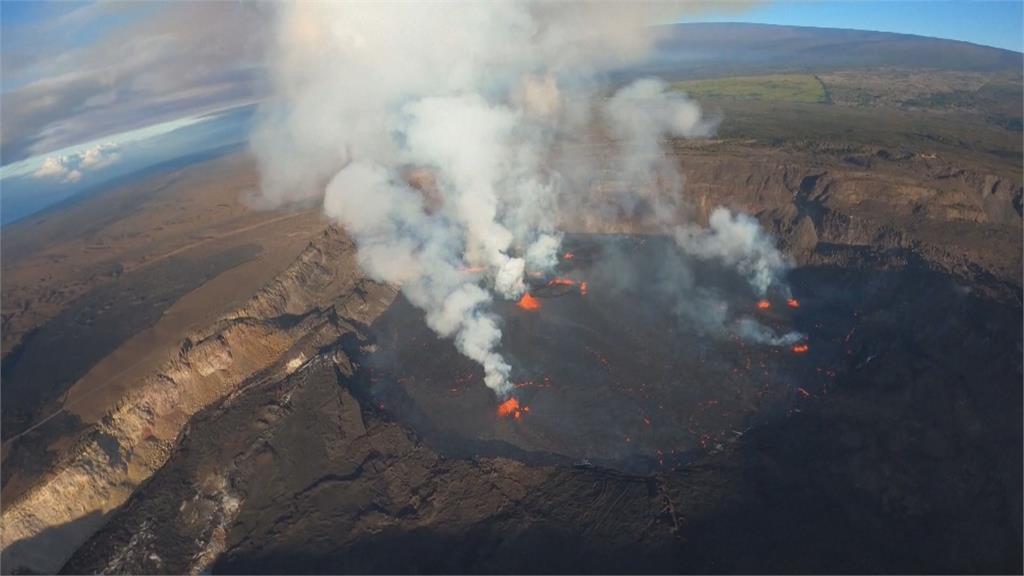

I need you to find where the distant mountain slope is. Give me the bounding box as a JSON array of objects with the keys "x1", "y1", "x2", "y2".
[{"x1": 640, "y1": 23, "x2": 1023, "y2": 79}]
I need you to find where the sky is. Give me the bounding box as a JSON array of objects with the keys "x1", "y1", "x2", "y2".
[
  {"x1": 1, "y1": 2, "x2": 269, "y2": 165},
  {"x1": 0, "y1": 106, "x2": 254, "y2": 226},
  {"x1": 0, "y1": 0, "x2": 1020, "y2": 177},
  {"x1": 687, "y1": 1, "x2": 1024, "y2": 53}
]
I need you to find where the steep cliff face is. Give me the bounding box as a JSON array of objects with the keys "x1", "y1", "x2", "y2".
[
  {"x1": 63, "y1": 354, "x2": 682, "y2": 575},
  {"x1": 556, "y1": 144, "x2": 1019, "y2": 300},
  {"x1": 0, "y1": 227, "x2": 396, "y2": 574},
  {"x1": 226, "y1": 228, "x2": 372, "y2": 322},
  {"x1": 674, "y1": 147, "x2": 1021, "y2": 294}
]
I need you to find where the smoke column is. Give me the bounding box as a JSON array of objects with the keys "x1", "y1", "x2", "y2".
[
  {"x1": 675, "y1": 207, "x2": 791, "y2": 297},
  {"x1": 252, "y1": 2, "x2": 795, "y2": 397}
]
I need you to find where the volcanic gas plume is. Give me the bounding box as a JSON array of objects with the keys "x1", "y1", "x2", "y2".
[{"x1": 252, "y1": 2, "x2": 802, "y2": 398}]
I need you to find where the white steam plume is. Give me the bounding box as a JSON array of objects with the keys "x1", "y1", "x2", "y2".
[
  {"x1": 254, "y1": 2, "x2": 794, "y2": 395},
  {"x1": 675, "y1": 207, "x2": 792, "y2": 297},
  {"x1": 324, "y1": 161, "x2": 514, "y2": 395},
  {"x1": 734, "y1": 318, "x2": 804, "y2": 347},
  {"x1": 597, "y1": 77, "x2": 719, "y2": 229}
]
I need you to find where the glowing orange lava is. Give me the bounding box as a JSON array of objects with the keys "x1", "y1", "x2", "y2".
[
  {"x1": 497, "y1": 397, "x2": 527, "y2": 419},
  {"x1": 548, "y1": 277, "x2": 577, "y2": 287},
  {"x1": 791, "y1": 343, "x2": 809, "y2": 354},
  {"x1": 497, "y1": 397, "x2": 519, "y2": 416},
  {"x1": 563, "y1": 252, "x2": 575, "y2": 260},
  {"x1": 787, "y1": 298, "x2": 800, "y2": 309},
  {"x1": 756, "y1": 299, "x2": 771, "y2": 310},
  {"x1": 517, "y1": 292, "x2": 541, "y2": 311},
  {"x1": 579, "y1": 281, "x2": 589, "y2": 296}
]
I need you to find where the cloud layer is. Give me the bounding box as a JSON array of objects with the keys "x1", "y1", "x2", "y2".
[
  {"x1": 1, "y1": 2, "x2": 269, "y2": 164},
  {"x1": 32, "y1": 142, "x2": 120, "y2": 183}
]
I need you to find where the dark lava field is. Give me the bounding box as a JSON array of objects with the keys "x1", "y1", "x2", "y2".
[
  {"x1": 360, "y1": 235, "x2": 820, "y2": 471},
  {"x1": 358, "y1": 234, "x2": 1020, "y2": 479}
]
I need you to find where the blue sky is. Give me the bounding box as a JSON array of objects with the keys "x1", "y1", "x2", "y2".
[{"x1": 688, "y1": 1, "x2": 1023, "y2": 52}]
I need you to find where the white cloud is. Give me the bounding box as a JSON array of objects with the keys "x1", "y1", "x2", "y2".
[
  {"x1": 78, "y1": 142, "x2": 120, "y2": 170},
  {"x1": 2, "y1": 3, "x2": 270, "y2": 163},
  {"x1": 31, "y1": 142, "x2": 120, "y2": 183},
  {"x1": 1, "y1": 111, "x2": 223, "y2": 181},
  {"x1": 33, "y1": 156, "x2": 69, "y2": 179}
]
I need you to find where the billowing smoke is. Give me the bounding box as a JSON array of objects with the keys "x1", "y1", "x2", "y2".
[
  {"x1": 734, "y1": 318, "x2": 804, "y2": 347},
  {"x1": 324, "y1": 160, "x2": 516, "y2": 394},
  {"x1": 675, "y1": 207, "x2": 792, "y2": 296},
  {"x1": 672, "y1": 210, "x2": 800, "y2": 343},
  {"x1": 252, "y1": 2, "x2": 794, "y2": 397}
]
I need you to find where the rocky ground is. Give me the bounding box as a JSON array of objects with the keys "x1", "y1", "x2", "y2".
[
  {"x1": 62, "y1": 257, "x2": 1022, "y2": 574},
  {"x1": 2, "y1": 227, "x2": 395, "y2": 573},
  {"x1": 670, "y1": 140, "x2": 1021, "y2": 293},
  {"x1": 2, "y1": 112, "x2": 1021, "y2": 573}
]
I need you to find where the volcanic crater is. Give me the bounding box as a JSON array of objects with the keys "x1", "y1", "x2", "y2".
[
  {"x1": 49, "y1": 225, "x2": 1023, "y2": 575},
  {"x1": 351, "y1": 233, "x2": 1014, "y2": 476}
]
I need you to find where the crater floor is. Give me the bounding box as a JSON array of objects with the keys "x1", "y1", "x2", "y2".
[{"x1": 354, "y1": 234, "x2": 1015, "y2": 475}]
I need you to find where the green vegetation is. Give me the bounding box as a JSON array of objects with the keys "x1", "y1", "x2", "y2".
[
  {"x1": 689, "y1": 99, "x2": 1021, "y2": 175},
  {"x1": 672, "y1": 74, "x2": 829, "y2": 104}
]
